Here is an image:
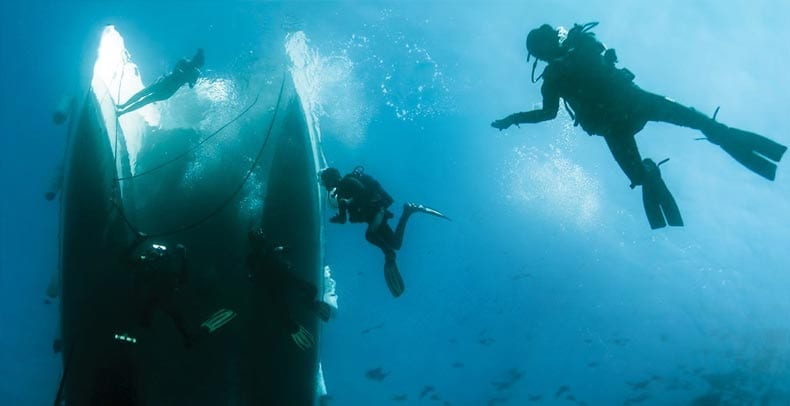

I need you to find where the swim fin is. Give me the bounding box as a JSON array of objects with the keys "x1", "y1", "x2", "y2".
[
  {"x1": 291, "y1": 325, "x2": 315, "y2": 351},
  {"x1": 404, "y1": 203, "x2": 451, "y2": 221},
  {"x1": 641, "y1": 159, "x2": 684, "y2": 230},
  {"x1": 201, "y1": 308, "x2": 237, "y2": 334},
  {"x1": 384, "y1": 259, "x2": 405, "y2": 298},
  {"x1": 313, "y1": 300, "x2": 332, "y2": 322},
  {"x1": 703, "y1": 124, "x2": 786, "y2": 180}
]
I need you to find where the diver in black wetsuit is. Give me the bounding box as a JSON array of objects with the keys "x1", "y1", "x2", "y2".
[
  {"x1": 247, "y1": 228, "x2": 332, "y2": 351},
  {"x1": 491, "y1": 22, "x2": 786, "y2": 229},
  {"x1": 318, "y1": 166, "x2": 450, "y2": 297},
  {"x1": 123, "y1": 236, "x2": 235, "y2": 348},
  {"x1": 124, "y1": 238, "x2": 193, "y2": 347},
  {"x1": 116, "y1": 48, "x2": 205, "y2": 116}
]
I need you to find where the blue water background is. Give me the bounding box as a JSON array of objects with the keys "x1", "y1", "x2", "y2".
[{"x1": 2, "y1": 1, "x2": 789, "y2": 405}]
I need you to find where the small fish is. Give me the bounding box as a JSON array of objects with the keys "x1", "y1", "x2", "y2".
[
  {"x1": 364, "y1": 367, "x2": 389, "y2": 382},
  {"x1": 419, "y1": 385, "x2": 435, "y2": 398}
]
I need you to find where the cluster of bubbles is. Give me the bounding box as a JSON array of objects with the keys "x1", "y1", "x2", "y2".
[
  {"x1": 500, "y1": 107, "x2": 602, "y2": 230},
  {"x1": 339, "y1": 9, "x2": 455, "y2": 122},
  {"x1": 286, "y1": 31, "x2": 370, "y2": 147}
]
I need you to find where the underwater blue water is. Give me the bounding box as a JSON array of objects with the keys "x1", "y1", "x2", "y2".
[{"x1": 2, "y1": 1, "x2": 790, "y2": 405}]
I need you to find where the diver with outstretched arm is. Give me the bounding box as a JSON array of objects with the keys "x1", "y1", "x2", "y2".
[
  {"x1": 122, "y1": 234, "x2": 235, "y2": 348},
  {"x1": 247, "y1": 228, "x2": 332, "y2": 351},
  {"x1": 116, "y1": 48, "x2": 205, "y2": 116},
  {"x1": 491, "y1": 22, "x2": 786, "y2": 229},
  {"x1": 318, "y1": 166, "x2": 450, "y2": 297}
]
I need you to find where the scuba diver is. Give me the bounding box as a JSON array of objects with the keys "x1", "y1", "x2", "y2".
[
  {"x1": 318, "y1": 166, "x2": 450, "y2": 297},
  {"x1": 123, "y1": 236, "x2": 235, "y2": 348},
  {"x1": 491, "y1": 22, "x2": 787, "y2": 229},
  {"x1": 116, "y1": 48, "x2": 205, "y2": 116},
  {"x1": 247, "y1": 228, "x2": 332, "y2": 351}
]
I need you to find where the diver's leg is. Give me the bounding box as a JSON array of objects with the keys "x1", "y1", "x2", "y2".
[
  {"x1": 269, "y1": 286, "x2": 300, "y2": 335},
  {"x1": 139, "y1": 295, "x2": 156, "y2": 329},
  {"x1": 159, "y1": 295, "x2": 193, "y2": 347},
  {"x1": 366, "y1": 224, "x2": 405, "y2": 297},
  {"x1": 365, "y1": 224, "x2": 397, "y2": 261},
  {"x1": 117, "y1": 94, "x2": 153, "y2": 115},
  {"x1": 285, "y1": 273, "x2": 318, "y2": 303},
  {"x1": 148, "y1": 81, "x2": 181, "y2": 102},
  {"x1": 640, "y1": 91, "x2": 713, "y2": 130},
  {"x1": 641, "y1": 91, "x2": 786, "y2": 179},
  {"x1": 282, "y1": 273, "x2": 332, "y2": 320},
  {"x1": 118, "y1": 81, "x2": 168, "y2": 115},
  {"x1": 118, "y1": 85, "x2": 155, "y2": 110},
  {"x1": 391, "y1": 208, "x2": 414, "y2": 251},
  {"x1": 605, "y1": 130, "x2": 683, "y2": 229},
  {"x1": 369, "y1": 205, "x2": 423, "y2": 252},
  {"x1": 289, "y1": 277, "x2": 333, "y2": 321},
  {"x1": 603, "y1": 134, "x2": 645, "y2": 187}
]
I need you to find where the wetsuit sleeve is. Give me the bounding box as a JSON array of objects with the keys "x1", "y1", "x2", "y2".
[
  {"x1": 508, "y1": 74, "x2": 560, "y2": 125},
  {"x1": 121, "y1": 237, "x2": 149, "y2": 265},
  {"x1": 333, "y1": 176, "x2": 365, "y2": 221}
]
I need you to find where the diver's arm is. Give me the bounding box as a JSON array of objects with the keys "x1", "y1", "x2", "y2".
[
  {"x1": 491, "y1": 80, "x2": 560, "y2": 130},
  {"x1": 330, "y1": 202, "x2": 348, "y2": 224},
  {"x1": 331, "y1": 177, "x2": 361, "y2": 223},
  {"x1": 121, "y1": 235, "x2": 149, "y2": 265}
]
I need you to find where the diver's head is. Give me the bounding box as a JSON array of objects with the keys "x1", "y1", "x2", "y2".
[
  {"x1": 526, "y1": 24, "x2": 563, "y2": 61},
  {"x1": 318, "y1": 167, "x2": 341, "y2": 190},
  {"x1": 138, "y1": 243, "x2": 168, "y2": 262},
  {"x1": 192, "y1": 48, "x2": 205, "y2": 68}
]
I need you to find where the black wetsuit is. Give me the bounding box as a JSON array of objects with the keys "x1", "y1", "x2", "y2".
[
  {"x1": 331, "y1": 172, "x2": 412, "y2": 262},
  {"x1": 247, "y1": 243, "x2": 318, "y2": 334},
  {"x1": 510, "y1": 29, "x2": 720, "y2": 187},
  {"x1": 117, "y1": 58, "x2": 200, "y2": 114},
  {"x1": 125, "y1": 243, "x2": 191, "y2": 345}
]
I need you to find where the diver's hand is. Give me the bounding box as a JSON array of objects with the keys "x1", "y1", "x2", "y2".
[
  {"x1": 330, "y1": 214, "x2": 346, "y2": 224},
  {"x1": 491, "y1": 116, "x2": 518, "y2": 131},
  {"x1": 291, "y1": 325, "x2": 315, "y2": 351}
]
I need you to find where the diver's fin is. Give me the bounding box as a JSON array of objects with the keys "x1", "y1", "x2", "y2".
[
  {"x1": 642, "y1": 183, "x2": 666, "y2": 229},
  {"x1": 641, "y1": 159, "x2": 684, "y2": 230},
  {"x1": 201, "y1": 308, "x2": 237, "y2": 334},
  {"x1": 313, "y1": 301, "x2": 332, "y2": 322},
  {"x1": 291, "y1": 325, "x2": 315, "y2": 351},
  {"x1": 384, "y1": 260, "x2": 405, "y2": 298},
  {"x1": 405, "y1": 203, "x2": 451, "y2": 221},
  {"x1": 704, "y1": 125, "x2": 786, "y2": 180}
]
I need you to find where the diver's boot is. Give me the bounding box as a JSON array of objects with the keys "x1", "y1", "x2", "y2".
[
  {"x1": 703, "y1": 122, "x2": 787, "y2": 180},
  {"x1": 641, "y1": 159, "x2": 684, "y2": 230}
]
